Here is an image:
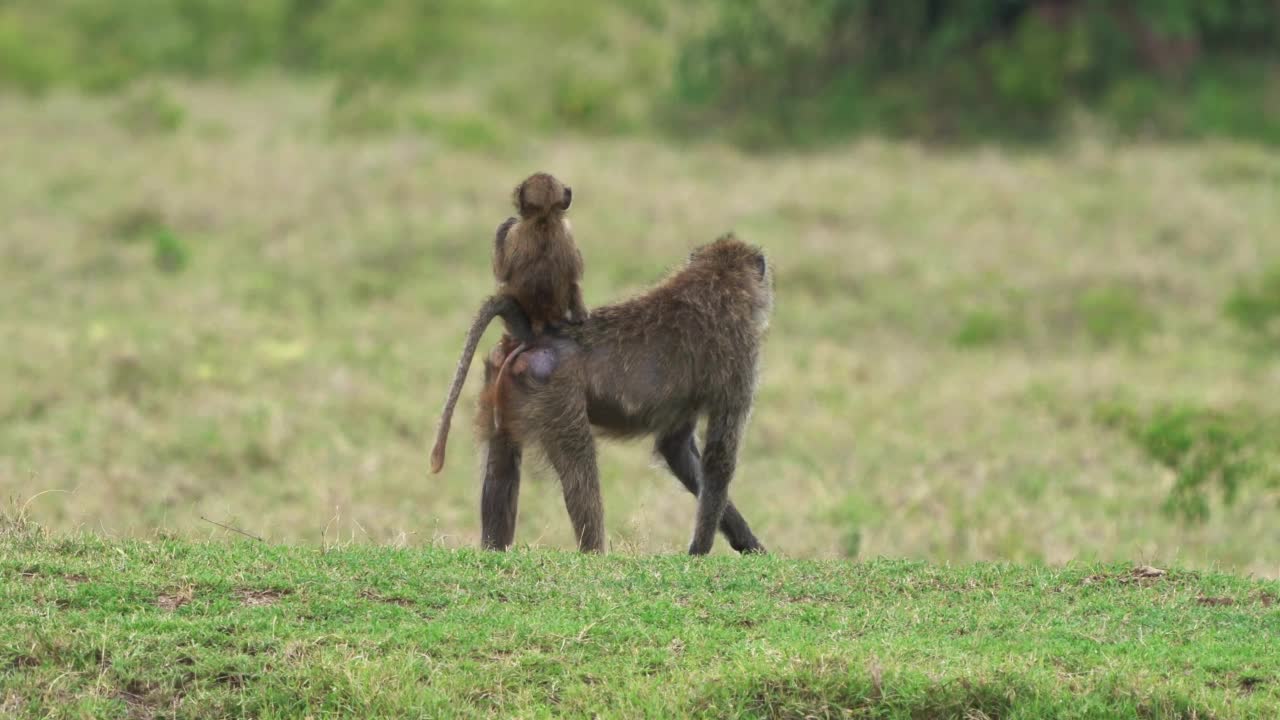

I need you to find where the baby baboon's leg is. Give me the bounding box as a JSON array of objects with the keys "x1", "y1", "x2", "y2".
[
  {"x1": 538, "y1": 397, "x2": 605, "y2": 553},
  {"x1": 656, "y1": 424, "x2": 765, "y2": 554},
  {"x1": 491, "y1": 342, "x2": 534, "y2": 432},
  {"x1": 687, "y1": 407, "x2": 747, "y2": 556},
  {"x1": 480, "y1": 430, "x2": 523, "y2": 550},
  {"x1": 567, "y1": 283, "x2": 588, "y2": 324}
]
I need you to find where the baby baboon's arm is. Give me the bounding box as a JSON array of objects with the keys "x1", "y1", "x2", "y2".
[{"x1": 493, "y1": 217, "x2": 517, "y2": 282}]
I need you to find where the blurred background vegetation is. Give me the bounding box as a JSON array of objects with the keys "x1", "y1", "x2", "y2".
[
  {"x1": 3, "y1": 0, "x2": 1279, "y2": 146},
  {"x1": 1, "y1": 0, "x2": 1278, "y2": 570}
]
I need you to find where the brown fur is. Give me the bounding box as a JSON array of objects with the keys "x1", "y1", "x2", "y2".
[
  {"x1": 495, "y1": 172, "x2": 588, "y2": 335},
  {"x1": 429, "y1": 172, "x2": 588, "y2": 474},
  {"x1": 475, "y1": 233, "x2": 772, "y2": 555}
]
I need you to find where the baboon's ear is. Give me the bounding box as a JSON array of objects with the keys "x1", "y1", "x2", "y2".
[
  {"x1": 560, "y1": 186, "x2": 572, "y2": 211},
  {"x1": 755, "y1": 253, "x2": 767, "y2": 279}
]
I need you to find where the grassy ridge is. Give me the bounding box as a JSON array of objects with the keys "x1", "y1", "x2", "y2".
[{"x1": 2, "y1": 523, "x2": 1279, "y2": 718}]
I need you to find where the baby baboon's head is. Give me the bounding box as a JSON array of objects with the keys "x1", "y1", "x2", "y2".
[{"x1": 513, "y1": 172, "x2": 571, "y2": 219}]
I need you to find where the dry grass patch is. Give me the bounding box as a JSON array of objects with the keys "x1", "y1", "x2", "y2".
[{"x1": 1, "y1": 85, "x2": 1279, "y2": 574}]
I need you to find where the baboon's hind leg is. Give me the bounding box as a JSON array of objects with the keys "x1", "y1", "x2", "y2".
[
  {"x1": 480, "y1": 431, "x2": 523, "y2": 550},
  {"x1": 657, "y1": 423, "x2": 765, "y2": 554},
  {"x1": 539, "y1": 397, "x2": 606, "y2": 553}
]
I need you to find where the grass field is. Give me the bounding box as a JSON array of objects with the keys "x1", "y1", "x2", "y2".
[
  {"x1": 2, "y1": 83, "x2": 1279, "y2": 575},
  {"x1": 3, "y1": 520, "x2": 1279, "y2": 718}
]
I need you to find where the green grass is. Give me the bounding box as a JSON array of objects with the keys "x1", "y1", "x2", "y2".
[
  {"x1": 2, "y1": 84, "x2": 1280, "y2": 575},
  {"x1": 3, "y1": 524, "x2": 1279, "y2": 718}
]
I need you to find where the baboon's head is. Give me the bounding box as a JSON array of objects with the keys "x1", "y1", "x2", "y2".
[
  {"x1": 513, "y1": 172, "x2": 572, "y2": 219},
  {"x1": 689, "y1": 233, "x2": 769, "y2": 279},
  {"x1": 690, "y1": 233, "x2": 774, "y2": 321}
]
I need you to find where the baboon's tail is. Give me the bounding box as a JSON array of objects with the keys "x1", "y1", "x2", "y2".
[{"x1": 431, "y1": 295, "x2": 506, "y2": 473}]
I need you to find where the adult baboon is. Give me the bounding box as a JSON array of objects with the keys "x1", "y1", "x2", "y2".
[
  {"x1": 430, "y1": 172, "x2": 588, "y2": 473},
  {"x1": 474, "y1": 233, "x2": 772, "y2": 556}
]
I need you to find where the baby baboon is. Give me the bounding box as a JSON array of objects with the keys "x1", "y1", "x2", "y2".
[
  {"x1": 475, "y1": 233, "x2": 772, "y2": 556},
  {"x1": 495, "y1": 172, "x2": 588, "y2": 334},
  {"x1": 430, "y1": 172, "x2": 588, "y2": 474}
]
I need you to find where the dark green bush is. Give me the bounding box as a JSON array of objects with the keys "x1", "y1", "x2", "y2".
[
  {"x1": 1076, "y1": 285, "x2": 1158, "y2": 347},
  {"x1": 4, "y1": 1, "x2": 1278, "y2": 147},
  {"x1": 410, "y1": 111, "x2": 510, "y2": 152},
  {"x1": 114, "y1": 86, "x2": 186, "y2": 135},
  {"x1": 671, "y1": 0, "x2": 1280, "y2": 147},
  {"x1": 326, "y1": 78, "x2": 402, "y2": 136},
  {"x1": 1097, "y1": 401, "x2": 1279, "y2": 522},
  {"x1": 152, "y1": 228, "x2": 190, "y2": 274},
  {"x1": 828, "y1": 495, "x2": 874, "y2": 559},
  {"x1": 953, "y1": 309, "x2": 1020, "y2": 348},
  {"x1": 1224, "y1": 264, "x2": 1280, "y2": 345}
]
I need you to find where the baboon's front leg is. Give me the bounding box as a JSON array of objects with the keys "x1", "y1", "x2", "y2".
[
  {"x1": 687, "y1": 407, "x2": 746, "y2": 556},
  {"x1": 480, "y1": 431, "x2": 523, "y2": 550},
  {"x1": 656, "y1": 424, "x2": 765, "y2": 554},
  {"x1": 540, "y1": 404, "x2": 605, "y2": 553}
]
